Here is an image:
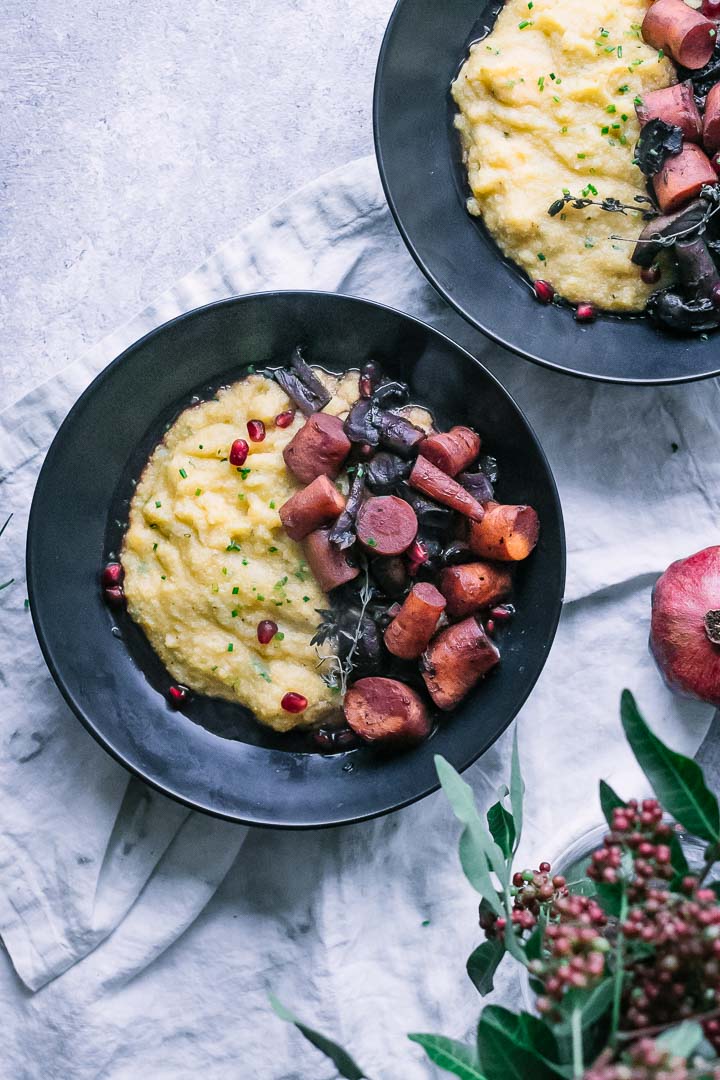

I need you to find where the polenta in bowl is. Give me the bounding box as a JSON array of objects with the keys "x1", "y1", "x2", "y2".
[{"x1": 452, "y1": 0, "x2": 720, "y2": 331}]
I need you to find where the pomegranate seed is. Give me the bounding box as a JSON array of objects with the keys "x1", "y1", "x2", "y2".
[
  {"x1": 533, "y1": 280, "x2": 555, "y2": 305},
  {"x1": 490, "y1": 604, "x2": 515, "y2": 621},
  {"x1": 275, "y1": 410, "x2": 295, "y2": 428},
  {"x1": 104, "y1": 585, "x2": 125, "y2": 608},
  {"x1": 702, "y1": 0, "x2": 720, "y2": 16},
  {"x1": 575, "y1": 302, "x2": 596, "y2": 323},
  {"x1": 229, "y1": 439, "x2": 249, "y2": 467},
  {"x1": 408, "y1": 540, "x2": 428, "y2": 565},
  {"x1": 486, "y1": 619, "x2": 496, "y2": 634},
  {"x1": 247, "y1": 419, "x2": 265, "y2": 442},
  {"x1": 641, "y1": 265, "x2": 661, "y2": 286},
  {"x1": 167, "y1": 685, "x2": 189, "y2": 707},
  {"x1": 257, "y1": 619, "x2": 278, "y2": 645},
  {"x1": 101, "y1": 562, "x2": 124, "y2": 587},
  {"x1": 281, "y1": 691, "x2": 308, "y2": 714}
]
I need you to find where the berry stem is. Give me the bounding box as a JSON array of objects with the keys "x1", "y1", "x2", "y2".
[
  {"x1": 616, "y1": 1003, "x2": 720, "y2": 1042},
  {"x1": 609, "y1": 884, "x2": 628, "y2": 1045},
  {"x1": 571, "y1": 1006, "x2": 584, "y2": 1078}
]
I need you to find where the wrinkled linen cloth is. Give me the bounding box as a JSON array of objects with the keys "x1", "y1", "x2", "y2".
[{"x1": 1, "y1": 155, "x2": 719, "y2": 1080}]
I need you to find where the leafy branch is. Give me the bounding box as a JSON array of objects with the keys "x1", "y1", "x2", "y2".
[
  {"x1": 313, "y1": 562, "x2": 373, "y2": 697},
  {"x1": 548, "y1": 193, "x2": 656, "y2": 219}
]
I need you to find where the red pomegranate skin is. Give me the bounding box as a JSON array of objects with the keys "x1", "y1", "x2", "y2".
[{"x1": 650, "y1": 545, "x2": 720, "y2": 707}]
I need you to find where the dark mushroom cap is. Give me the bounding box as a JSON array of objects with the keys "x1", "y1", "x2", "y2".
[{"x1": 632, "y1": 198, "x2": 710, "y2": 267}]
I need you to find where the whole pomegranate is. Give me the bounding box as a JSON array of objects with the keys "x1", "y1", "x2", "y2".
[{"x1": 650, "y1": 546, "x2": 720, "y2": 706}]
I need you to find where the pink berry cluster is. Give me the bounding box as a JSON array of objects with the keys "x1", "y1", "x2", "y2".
[
  {"x1": 622, "y1": 885, "x2": 720, "y2": 1033},
  {"x1": 530, "y1": 894, "x2": 610, "y2": 1014},
  {"x1": 479, "y1": 862, "x2": 567, "y2": 940},
  {"x1": 587, "y1": 799, "x2": 673, "y2": 901},
  {"x1": 583, "y1": 1039, "x2": 718, "y2": 1080}
]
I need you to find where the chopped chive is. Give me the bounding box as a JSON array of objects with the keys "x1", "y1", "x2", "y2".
[
  {"x1": 617, "y1": 45, "x2": 622, "y2": 57},
  {"x1": 275, "y1": 632, "x2": 285, "y2": 641},
  {"x1": 153, "y1": 542, "x2": 158, "y2": 551},
  {"x1": 239, "y1": 467, "x2": 251, "y2": 479},
  {"x1": 577, "y1": 152, "x2": 586, "y2": 159},
  {"x1": 257, "y1": 593, "x2": 264, "y2": 601},
  {"x1": 269, "y1": 501, "x2": 276, "y2": 509},
  {"x1": 275, "y1": 576, "x2": 289, "y2": 589},
  {"x1": 619, "y1": 134, "x2": 628, "y2": 145},
  {"x1": 606, "y1": 104, "x2": 616, "y2": 113},
  {"x1": 601, "y1": 126, "x2": 609, "y2": 134},
  {"x1": 518, "y1": 19, "x2": 532, "y2": 28},
  {"x1": 600, "y1": 27, "x2": 609, "y2": 37},
  {"x1": 617, "y1": 84, "x2": 629, "y2": 93},
  {"x1": 538, "y1": 75, "x2": 545, "y2": 91},
  {"x1": 537, "y1": 252, "x2": 546, "y2": 261},
  {"x1": 634, "y1": 95, "x2": 643, "y2": 106},
  {"x1": 268, "y1": 546, "x2": 278, "y2": 553},
  {"x1": 161, "y1": 575, "x2": 166, "y2": 580},
  {"x1": 179, "y1": 468, "x2": 187, "y2": 479},
  {"x1": 561, "y1": 125, "x2": 568, "y2": 133},
  {"x1": 212, "y1": 584, "x2": 219, "y2": 593},
  {"x1": 155, "y1": 501, "x2": 162, "y2": 508},
  {"x1": 549, "y1": 72, "x2": 556, "y2": 79},
  {"x1": 657, "y1": 49, "x2": 664, "y2": 60},
  {"x1": 366, "y1": 537, "x2": 377, "y2": 547},
  {"x1": 584, "y1": 237, "x2": 595, "y2": 248},
  {"x1": 232, "y1": 586, "x2": 239, "y2": 595},
  {"x1": 604, "y1": 45, "x2": 615, "y2": 53},
  {"x1": 227, "y1": 643, "x2": 233, "y2": 652},
  {"x1": 553, "y1": 95, "x2": 560, "y2": 103},
  {"x1": 303, "y1": 596, "x2": 310, "y2": 602},
  {"x1": 612, "y1": 122, "x2": 621, "y2": 129},
  {"x1": 242, "y1": 558, "x2": 249, "y2": 566},
  {"x1": 231, "y1": 609, "x2": 238, "y2": 617},
  {"x1": 195, "y1": 487, "x2": 202, "y2": 496},
  {"x1": 621, "y1": 113, "x2": 628, "y2": 121},
  {"x1": 226, "y1": 541, "x2": 242, "y2": 552},
  {"x1": 198, "y1": 444, "x2": 204, "y2": 449}
]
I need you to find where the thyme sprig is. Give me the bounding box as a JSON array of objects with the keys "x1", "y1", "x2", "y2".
[
  {"x1": 313, "y1": 562, "x2": 373, "y2": 697},
  {"x1": 548, "y1": 192, "x2": 656, "y2": 218}
]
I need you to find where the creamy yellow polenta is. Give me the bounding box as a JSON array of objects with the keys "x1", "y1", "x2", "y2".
[
  {"x1": 122, "y1": 370, "x2": 360, "y2": 733},
  {"x1": 452, "y1": 0, "x2": 675, "y2": 310}
]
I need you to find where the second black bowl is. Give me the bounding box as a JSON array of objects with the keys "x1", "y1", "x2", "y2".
[{"x1": 374, "y1": 0, "x2": 720, "y2": 384}]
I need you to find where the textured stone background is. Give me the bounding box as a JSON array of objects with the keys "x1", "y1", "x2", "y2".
[{"x1": 2, "y1": 0, "x2": 395, "y2": 404}]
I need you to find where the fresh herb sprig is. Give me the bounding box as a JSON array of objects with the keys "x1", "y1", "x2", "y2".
[
  {"x1": 312, "y1": 562, "x2": 373, "y2": 697},
  {"x1": 548, "y1": 192, "x2": 656, "y2": 218},
  {"x1": 271, "y1": 691, "x2": 720, "y2": 1080}
]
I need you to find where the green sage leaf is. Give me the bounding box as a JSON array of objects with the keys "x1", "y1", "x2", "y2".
[
  {"x1": 621, "y1": 690, "x2": 720, "y2": 843},
  {"x1": 436, "y1": 756, "x2": 508, "y2": 911},
  {"x1": 656, "y1": 1020, "x2": 704, "y2": 1058},
  {"x1": 595, "y1": 879, "x2": 624, "y2": 918},
  {"x1": 599, "y1": 779, "x2": 625, "y2": 829},
  {"x1": 409, "y1": 1034, "x2": 486, "y2": 1079},
  {"x1": 476, "y1": 1006, "x2": 563, "y2": 1080},
  {"x1": 269, "y1": 995, "x2": 367, "y2": 1079},
  {"x1": 509, "y1": 728, "x2": 524, "y2": 852},
  {"x1": 554, "y1": 979, "x2": 614, "y2": 1034},
  {"x1": 467, "y1": 938, "x2": 505, "y2": 996},
  {"x1": 487, "y1": 801, "x2": 516, "y2": 859}
]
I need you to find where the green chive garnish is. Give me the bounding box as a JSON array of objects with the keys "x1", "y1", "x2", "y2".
[{"x1": 179, "y1": 468, "x2": 187, "y2": 479}]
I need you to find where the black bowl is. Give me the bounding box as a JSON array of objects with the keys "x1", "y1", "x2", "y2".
[
  {"x1": 374, "y1": 0, "x2": 720, "y2": 385},
  {"x1": 27, "y1": 292, "x2": 565, "y2": 828}
]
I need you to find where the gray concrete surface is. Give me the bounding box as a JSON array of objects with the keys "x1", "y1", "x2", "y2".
[{"x1": 2, "y1": 0, "x2": 395, "y2": 405}]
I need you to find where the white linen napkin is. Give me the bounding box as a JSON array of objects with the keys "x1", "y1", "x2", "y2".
[{"x1": 0, "y1": 154, "x2": 717, "y2": 1079}]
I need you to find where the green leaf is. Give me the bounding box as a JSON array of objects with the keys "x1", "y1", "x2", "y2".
[
  {"x1": 436, "y1": 756, "x2": 507, "y2": 911},
  {"x1": 599, "y1": 780, "x2": 625, "y2": 829},
  {"x1": 487, "y1": 802, "x2": 516, "y2": 859},
  {"x1": 656, "y1": 1020, "x2": 704, "y2": 1058},
  {"x1": 595, "y1": 879, "x2": 624, "y2": 917},
  {"x1": 669, "y1": 830, "x2": 690, "y2": 880},
  {"x1": 509, "y1": 728, "x2": 524, "y2": 852},
  {"x1": 525, "y1": 925, "x2": 544, "y2": 961},
  {"x1": 554, "y1": 980, "x2": 614, "y2": 1035},
  {"x1": 476, "y1": 1007, "x2": 563, "y2": 1080},
  {"x1": 269, "y1": 995, "x2": 367, "y2": 1079},
  {"x1": 621, "y1": 690, "x2": 720, "y2": 843},
  {"x1": 467, "y1": 939, "x2": 505, "y2": 996},
  {"x1": 409, "y1": 1034, "x2": 486, "y2": 1079}
]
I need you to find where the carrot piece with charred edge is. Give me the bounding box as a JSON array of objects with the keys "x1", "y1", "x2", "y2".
[
  {"x1": 384, "y1": 582, "x2": 447, "y2": 659},
  {"x1": 468, "y1": 502, "x2": 539, "y2": 562},
  {"x1": 283, "y1": 412, "x2": 351, "y2": 485},
  {"x1": 642, "y1": 0, "x2": 715, "y2": 70},
  {"x1": 279, "y1": 476, "x2": 346, "y2": 541},
  {"x1": 356, "y1": 495, "x2": 418, "y2": 555},
  {"x1": 303, "y1": 528, "x2": 359, "y2": 593},
  {"x1": 653, "y1": 144, "x2": 718, "y2": 215},
  {"x1": 422, "y1": 617, "x2": 500, "y2": 711},
  {"x1": 344, "y1": 677, "x2": 431, "y2": 745},
  {"x1": 409, "y1": 456, "x2": 484, "y2": 519},
  {"x1": 439, "y1": 562, "x2": 512, "y2": 618},
  {"x1": 420, "y1": 426, "x2": 481, "y2": 477}
]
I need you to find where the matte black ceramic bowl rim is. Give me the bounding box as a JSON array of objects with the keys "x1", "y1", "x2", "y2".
[
  {"x1": 27, "y1": 290, "x2": 566, "y2": 829},
  {"x1": 372, "y1": 0, "x2": 720, "y2": 388}
]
